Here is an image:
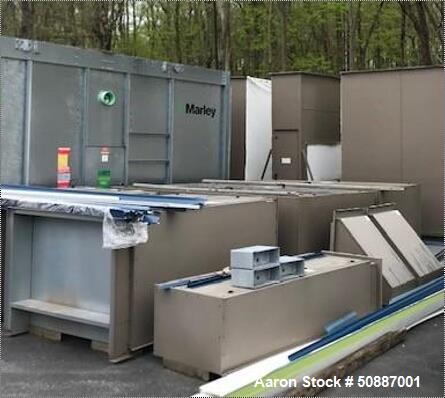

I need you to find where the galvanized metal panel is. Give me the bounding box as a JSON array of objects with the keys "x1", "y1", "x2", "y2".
[
  {"x1": 128, "y1": 75, "x2": 169, "y2": 183},
  {"x1": 0, "y1": 59, "x2": 26, "y2": 183},
  {"x1": 128, "y1": 162, "x2": 166, "y2": 183},
  {"x1": 87, "y1": 70, "x2": 125, "y2": 147},
  {"x1": 30, "y1": 217, "x2": 112, "y2": 314},
  {"x1": 130, "y1": 75, "x2": 168, "y2": 133},
  {"x1": 129, "y1": 134, "x2": 168, "y2": 161},
  {"x1": 84, "y1": 146, "x2": 125, "y2": 186},
  {"x1": 28, "y1": 63, "x2": 82, "y2": 186},
  {"x1": 172, "y1": 81, "x2": 223, "y2": 182},
  {"x1": 0, "y1": 36, "x2": 228, "y2": 86},
  {"x1": 4, "y1": 213, "x2": 33, "y2": 333},
  {"x1": 0, "y1": 36, "x2": 230, "y2": 186}
]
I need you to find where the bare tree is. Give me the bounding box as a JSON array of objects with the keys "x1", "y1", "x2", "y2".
[
  {"x1": 398, "y1": 1, "x2": 433, "y2": 64},
  {"x1": 20, "y1": 1, "x2": 34, "y2": 38},
  {"x1": 277, "y1": 1, "x2": 291, "y2": 70},
  {"x1": 217, "y1": 0, "x2": 231, "y2": 71}
]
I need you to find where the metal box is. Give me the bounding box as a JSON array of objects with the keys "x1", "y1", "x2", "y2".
[
  {"x1": 134, "y1": 182, "x2": 379, "y2": 254},
  {"x1": 231, "y1": 266, "x2": 281, "y2": 289},
  {"x1": 221, "y1": 179, "x2": 421, "y2": 234},
  {"x1": 230, "y1": 245, "x2": 280, "y2": 269},
  {"x1": 279, "y1": 255, "x2": 305, "y2": 279},
  {"x1": 0, "y1": 36, "x2": 230, "y2": 186},
  {"x1": 154, "y1": 252, "x2": 382, "y2": 376},
  {"x1": 341, "y1": 66, "x2": 444, "y2": 237},
  {"x1": 4, "y1": 194, "x2": 277, "y2": 361},
  {"x1": 271, "y1": 72, "x2": 340, "y2": 180}
]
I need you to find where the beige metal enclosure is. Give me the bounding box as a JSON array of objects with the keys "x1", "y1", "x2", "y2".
[
  {"x1": 154, "y1": 252, "x2": 382, "y2": 376},
  {"x1": 341, "y1": 66, "x2": 444, "y2": 237},
  {"x1": 133, "y1": 182, "x2": 378, "y2": 255},
  {"x1": 271, "y1": 72, "x2": 340, "y2": 180},
  {"x1": 202, "y1": 179, "x2": 421, "y2": 234}
]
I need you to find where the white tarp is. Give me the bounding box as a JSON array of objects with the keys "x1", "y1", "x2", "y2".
[
  {"x1": 306, "y1": 143, "x2": 341, "y2": 181},
  {"x1": 245, "y1": 77, "x2": 272, "y2": 180}
]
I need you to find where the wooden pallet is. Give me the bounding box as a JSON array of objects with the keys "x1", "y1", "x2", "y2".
[{"x1": 30, "y1": 325, "x2": 109, "y2": 354}]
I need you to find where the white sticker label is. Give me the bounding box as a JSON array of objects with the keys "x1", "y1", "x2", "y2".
[
  {"x1": 101, "y1": 154, "x2": 109, "y2": 163},
  {"x1": 281, "y1": 157, "x2": 292, "y2": 165}
]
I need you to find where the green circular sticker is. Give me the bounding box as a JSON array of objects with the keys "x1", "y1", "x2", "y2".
[{"x1": 97, "y1": 90, "x2": 116, "y2": 106}]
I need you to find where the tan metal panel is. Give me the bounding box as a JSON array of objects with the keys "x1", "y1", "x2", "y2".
[
  {"x1": 271, "y1": 74, "x2": 301, "y2": 131},
  {"x1": 301, "y1": 75, "x2": 340, "y2": 144},
  {"x1": 272, "y1": 132, "x2": 302, "y2": 180},
  {"x1": 341, "y1": 67, "x2": 443, "y2": 236},
  {"x1": 301, "y1": 75, "x2": 340, "y2": 112},
  {"x1": 341, "y1": 72, "x2": 402, "y2": 181},
  {"x1": 230, "y1": 78, "x2": 247, "y2": 180},
  {"x1": 154, "y1": 289, "x2": 223, "y2": 372},
  {"x1": 301, "y1": 109, "x2": 340, "y2": 145},
  {"x1": 369, "y1": 207, "x2": 442, "y2": 278},
  {"x1": 400, "y1": 69, "x2": 444, "y2": 236}
]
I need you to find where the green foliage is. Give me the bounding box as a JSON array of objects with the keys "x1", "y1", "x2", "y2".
[{"x1": 2, "y1": 0, "x2": 442, "y2": 76}]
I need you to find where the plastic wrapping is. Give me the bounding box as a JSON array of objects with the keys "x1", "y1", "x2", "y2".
[
  {"x1": 1, "y1": 198, "x2": 106, "y2": 218},
  {"x1": 1, "y1": 198, "x2": 161, "y2": 249},
  {"x1": 103, "y1": 209, "x2": 150, "y2": 249}
]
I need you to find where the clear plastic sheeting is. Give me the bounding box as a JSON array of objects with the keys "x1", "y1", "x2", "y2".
[
  {"x1": 103, "y1": 209, "x2": 150, "y2": 249},
  {"x1": 1, "y1": 197, "x2": 160, "y2": 249},
  {"x1": 1, "y1": 198, "x2": 109, "y2": 219}
]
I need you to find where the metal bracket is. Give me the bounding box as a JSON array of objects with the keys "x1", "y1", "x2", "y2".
[{"x1": 15, "y1": 39, "x2": 39, "y2": 53}]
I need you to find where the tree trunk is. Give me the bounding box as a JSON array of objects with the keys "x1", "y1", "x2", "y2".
[
  {"x1": 347, "y1": 1, "x2": 356, "y2": 70},
  {"x1": 398, "y1": 2, "x2": 433, "y2": 65},
  {"x1": 278, "y1": 2, "x2": 290, "y2": 70},
  {"x1": 213, "y1": 1, "x2": 219, "y2": 68},
  {"x1": 267, "y1": 2, "x2": 273, "y2": 69},
  {"x1": 217, "y1": 0, "x2": 231, "y2": 71},
  {"x1": 174, "y1": 1, "x2": 182, "y2": 62},
  {"x1": 400, "y1": 10, "x2": 406, "y2": 66},
  {"x1": 20, "y1": 1, "x2": 34, "y2": 38}
]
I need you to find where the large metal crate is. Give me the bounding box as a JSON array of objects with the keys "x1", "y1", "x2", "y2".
[{"x1": 0, "y1": 37, "x2": 230, "y2": 186}]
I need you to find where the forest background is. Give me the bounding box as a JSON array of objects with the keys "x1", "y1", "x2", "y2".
[{"x1": 2, "y1": 1, "x2": 443, "y2": 75}]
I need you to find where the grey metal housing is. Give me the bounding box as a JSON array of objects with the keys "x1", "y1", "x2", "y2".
[{"x1": 0, "y1": 37, "x2": 230, "y2": 186}]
